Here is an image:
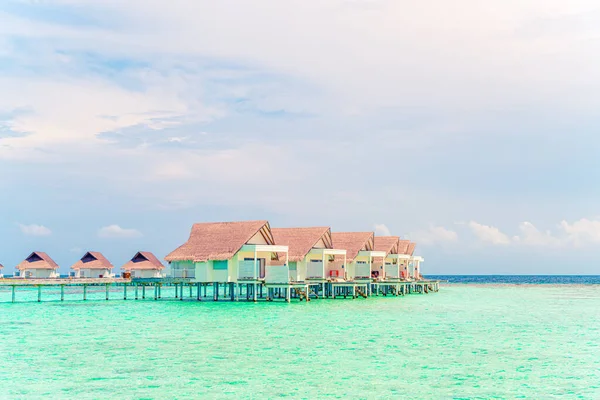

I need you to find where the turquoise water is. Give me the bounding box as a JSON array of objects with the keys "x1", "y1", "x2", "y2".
[{"x1": 1, "y1": 284, "x2": 599, "y2": 398}]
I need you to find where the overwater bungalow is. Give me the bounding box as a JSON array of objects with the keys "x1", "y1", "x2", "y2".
[
  {"x1": 405, "y1": 242, "x2": 424, "y2": 279},
  {"x1": 165, "y1": 221, "x2": 289, "y2": 299},
  {"x1": 121, "y1": 251, "x2": 165, "y2": 278},
  {"x1": 16, "y1": 252, "x2": 60, "y2": 278},
  {"x1": 398, "y1": 239, "x2": 411, "y2": 278},
  {"x1": 330, "y1": 232, "x2": 387, "y2": 283},
  {"x1": 372, "y1": 236, "x2": 401, "y2": 280},
  {"x1": 271, "y1": 227, "x2": 347, "y2": 297},
  {"x1": 0, "y1": 263, "x2": 3, "y2": 278},
  {"x1": 70, "y1": 251, "x2": 115, "y2": 278}
]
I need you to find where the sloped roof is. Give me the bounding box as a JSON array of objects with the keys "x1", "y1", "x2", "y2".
[
  {"x1": 122, "y1": 251, "x2": 165, "y2": 271},
  {"x1": 271, "y1": 227, "x2": 331, "y2": 262},
  {"x1": 406, "y1": 242, "x2": 416, "y2": 256},
  {"x1": 165, "y1": 220, "x2": 273, "y2": 262},
  {"x1": 374, "y1": 236, "x2": 400, "y2": 256},
  {"x1": 398, "y1": 240, "x2": 411, "y2": 254},
  {"x1": 70, "y1": 251, "x2": 114, "y2": 270},
  {"x1": 0, "y1": 263, "x2": 3, "y2": 269},
  {"x1": 331, "y1": 232, "x2": 374, "y2": 262},
  {"x1": 16, "y1": 252, "x2": 59, "y2": 270}
]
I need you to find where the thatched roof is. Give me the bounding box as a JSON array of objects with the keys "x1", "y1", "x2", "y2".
[
  {"x1": 16, "y1": 252, "x2": 59, "y2": 270},
  {"x1": 331, "y1": 232, "x2": 374, "y2": 262},
  {"x1": 165, "y1": 220, "x2": 274, "y2": 262},
  {"x1": 374, "y1": 236, "x2": 400, "y2": 256},
  {"x1": 70, "y1": 251, "x2": 114, "y2": 270},
  {"x1": 406, "y1": 242, "x2": 416, "y2": 256},
  {"x1": 271, "y1": 227, "x2": 331, "y2": 262},
  {"x1": 122, "y1": 251, "x2": 165, "y2": 271},
  {"x1": 398, "y1": 240, "x2": 411, "y2": 254}
]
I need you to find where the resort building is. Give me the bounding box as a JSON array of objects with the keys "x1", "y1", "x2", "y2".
[
  {"x1": 0, "y1": 263, "x2": 3, "y2": 278},
  {"x1": 165, "y1": 220, "x2": 288, "y2": 284},
  {"x1": 271, "y1": 227, "x2": 347, "y2": 282},
  {"x1": 398, "y1": 240, "x2": 411, "y2": 278},
  {"x1": 330, "y1": 232, "x2": 387, "y2": 281},
  {"x1": 70, "y1": 251, "x2": 115, "y2": 278},
  {"x1": 16, "y1": 252, "x2": 60, "y2": 278},
  {"x1": 405, "y1": 242, "x2": 424, "y2": 279},
  {"x1": 121, "y1": 251, "x2": 166, "y2": 278},
  {"x1": 372, "y1": 236, "x2": 406, "y2": 280}
]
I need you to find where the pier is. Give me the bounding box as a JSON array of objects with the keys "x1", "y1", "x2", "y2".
[{"x1": 0, "y1": 277, "x2": 439, "y2": 303}]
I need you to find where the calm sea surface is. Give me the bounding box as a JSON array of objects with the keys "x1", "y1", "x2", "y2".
[{"x1": 0, "y1": 277, "x2": 599, "y2": 399}]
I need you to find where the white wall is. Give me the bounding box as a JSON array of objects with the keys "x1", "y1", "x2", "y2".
[
  {"x1": 266, "y1": 265, "x2": 290, "y2": 283},
  {"x1": 77, "y1": 269, "x2": 112, "y2": 278},
  {"x1": 132, "y1": 270, "x2": 164, "y2": 278},
  {"x1": 23, "y1": 269, "x2": 58, "y2": 278}
]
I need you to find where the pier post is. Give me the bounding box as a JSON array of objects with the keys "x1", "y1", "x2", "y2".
[
  {"x1": 61, "y1": 285, "x2": 65, "y2": 301},
  {"x1": 83, "y1": 285, "x2": 87, "y2": 301},
  {"x1": 353, "y1": 286, "x2": 356, "y2": 299},
  {"x1": 180, "y1": 284, "x2": 183, "y2": 301},
  {"x1": 135, "y1": 284, "x2": 139, "y2": 300},
  {"x1": 11, "y1": 286, "x2": 15, "y2": 303},
  {"x1": 253, "y1": 284, "x2": 257, "y2": 302},
  {"x1": 286, "y1": 287, "x2": 291, "y2": 303},
  {"x1": 154, "y1": 285, "x2": 158, "y2": 300},
  {"x1": 37, "y1": 286, "x2": 41, "y2": 302},
  {"x1": 230, "y1": 283, "x2": 235, "y2": 301},
  {"x1": 142, "y1": 285, "x2": 146, "y2": 299},
  {"x1": 189, "y1": 285, "x2": 192, "y2": 298},
  {"x1": 158, "y1": 285, "x2": 162, "y2": 299},
  {"x1": 214, "y1": 283, "x2": 218, "y2": 301},
  {"x1": 174, "y1": 284, "x2": 178, "y2": 298},
  {"x1": 105, "y1": 284, "x2": 109, "y2": 300},
  {"x1": 124, "y1": 284, "x2": 127, "y2": 300},
  {"x1": 197, "y1": 283, "x2": 201, "y2": 301}
]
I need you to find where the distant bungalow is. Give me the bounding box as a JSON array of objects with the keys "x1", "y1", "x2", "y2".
[
  {"x1": 330, "y1": 232, "x2": 386, "y2": 283},
  {"x1": 165, "y1": 220, "x2": 288, "y2": 285},
  {"x1": 373, "y1": 236, "x2": 401, "y2": 280},
  {"x1": 16, "y1": 252, "x2": 60, "y2": 278},
  {"x1": 70, "y1": 251, "x2": 115, "y2": 278},
  {"x1": 121, "y1": 252, "x2": 165, "y2": 278},
  {"x1": 0, "y1": 263, "x2": 3, "y2": 278},
  {"x1": 270, "y1": 227, "x2": 347, "y2": 283}
]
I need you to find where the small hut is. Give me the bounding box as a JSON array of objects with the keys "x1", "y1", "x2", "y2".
[
  {"x1": 0, "y1": 263, "x2": 3, "y2": 278},
  {"x1": 373, "y1": 236, "x2": 401, "y2": 280},
  {"x1": 121, "y1": 252, "x2": 165, "y2": 279},
  {"x1": 330, "y1": 232, "x2": 387, "y2": 281},
  {"x1": 165, "y1": 220, "x2": 288, "y2": 284},
  {"x1": 16, "y1": 252, "x2": 60, "y2": 278},
  {"x1": 271, "y1": 227, "x2": 346, "y2": 282},
  {"x1": 70, "y1": 251, "x2": 115, "y2": 278}
]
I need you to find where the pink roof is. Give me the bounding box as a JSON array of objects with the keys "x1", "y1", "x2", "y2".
[
  {"x1": 70, "y1": 251, "x2": 114, "y2": 270},
  {"x1": 122, "y1": 251, "x2": 165, "y2": 271},
  {"x1": 406, "y1": 242, "x2": 416, "y2": 256},
  {"x1": 331, "y1": 232, "x2": 374, "y2": 262},
  {"x1": 374, "y1": 236, "x2": 400, "y2": 255},
  {"x1": 165, "y1": 220, "x2": 274, "y2": 262},
  {"x1": 271, "y1": 227, "x2": 332, "y2": 262},
  {"x1": 16, "y1": 252, "x2": 59, "y2": 270},
  {"x1": 398, "y1": 240, "x2": 410, "y2": 254}
]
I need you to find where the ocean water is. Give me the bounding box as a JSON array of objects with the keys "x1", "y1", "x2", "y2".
[{"x1": 0, "y1": 279, "x2": 599, "y2": 399}]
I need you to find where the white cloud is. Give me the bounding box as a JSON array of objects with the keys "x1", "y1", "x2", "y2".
[
  {"x1": 98, "y1": 224, "x2": 142, "y2": 239},
  {"x1": 468, "y1": 221, "x2": 510, "y2": 245},
  {"x1": 560, "y1": 218, "x2": 600, "y2": 246},
  {"x1": 374, "y1": 223, "x2": 391, "y2": 236},
  {"x1": 409, "y1": 225, "x2": 458, "y2": 245},
  {"x1": 514, "y1": 221, "x2": 560, "y2": 246},
  {"x1": 18, "y1": 223, "x2": 52, "y2": 236}
]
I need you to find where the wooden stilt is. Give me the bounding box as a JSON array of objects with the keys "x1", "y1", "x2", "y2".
[
  {"x1": 83, "y1": 284, "x2": 87, "y2": 301},
  {"x1": 214, "y1": 283, "x2": 218, "y2": 301},
  {"x1": 11, "y1": 286, "x2": 15, "y2": 303},
  {"x1": 60, "y1": 285, "x2": 64, "y2": 301},
  {"x1": 123, "y1": 284, "x2": 127, "y2": 300},
  {"x1": 37, "y1": 286, "x2": 41, "y2": 302},
  {"x1": 197, "y1": 283, "x2": 201, "y2": 301},
  {"x1": 154, "y1": 285, "x2": 158, "y2": 300},
  {"x1": 135, "y1": 284, "x2": 139, "y2": 300},
  {"x1": 174, "y1": 284, "x2": 178, "y2": 298},
  {"x1": 142, "y1": 285, "x2": 146, "y2": 299},
  {"x1": 253, "y1": 283, "x2": 257, "y2": 302},
  {"x1": 105, "y1": 284, "x2": 109, "y2": 300}
]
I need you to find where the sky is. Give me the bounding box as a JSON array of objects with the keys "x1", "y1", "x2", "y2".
[{"x1": 1, "y1": 0, "x2": 600, "y2": 275}]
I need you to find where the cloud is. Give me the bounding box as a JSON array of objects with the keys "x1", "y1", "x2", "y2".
[
  {"x1": 513, "y1": 221, "x2": 560, "y2": 247},
  {"x1": 98, "y1": 224, "x2": 142, "y2": 239},
  {"x1": 18, "y1": 223, "x2": 52, "y2": 236},
  {"x1": 468, "y1": 221, "x2": 510, "y2": 245},
  {"x1": 560, "y1": 219, "x2": 600, "y2": 246},
  {"x1": 374, "y1": 223, "x2": 391, "y2": 236},
  {"x1": 409, "y1": 225, "x2": 458, "y2": 245}
]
